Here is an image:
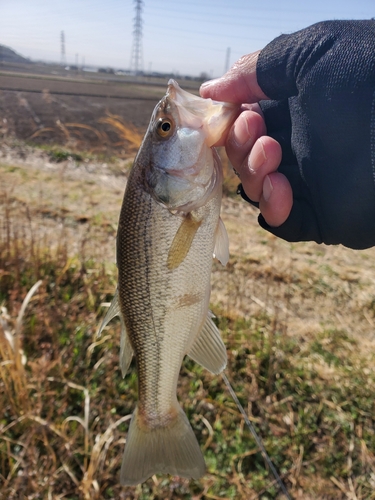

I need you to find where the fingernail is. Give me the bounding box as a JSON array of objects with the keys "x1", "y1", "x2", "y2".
[
  {"x1": 249, "y1": 138, "x2": 267, "y2": 172},
  {"x1": 233, "y1": 114, "x2": 251, "y2": 147},
  {"x1": 263, "y1": 175, "x2": 273, "y2": 202}
]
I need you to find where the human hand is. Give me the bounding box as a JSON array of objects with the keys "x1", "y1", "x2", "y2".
[
  {"x1": 200, "y1": 53, "x2": 293, "y2": 228},
  {"x1": 201, "y1": 20, "x2": 375, "y2": 249}
]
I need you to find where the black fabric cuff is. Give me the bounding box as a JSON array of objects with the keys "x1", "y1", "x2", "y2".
[{"x1": 238, "y1": 183, "x2": 323, "y2": 245}]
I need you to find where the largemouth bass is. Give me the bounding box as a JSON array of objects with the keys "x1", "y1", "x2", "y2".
[{"x1": 99, "y1": 80, "x2": 238, "y2": 485}]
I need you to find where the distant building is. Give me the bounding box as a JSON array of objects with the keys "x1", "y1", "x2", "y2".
[{"x1": 98, "y1": 67, "x2": 115, "y2": 74}]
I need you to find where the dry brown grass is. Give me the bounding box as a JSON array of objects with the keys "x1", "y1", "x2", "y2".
[
  {"x1": 2, "y1": 141, "x2": 375, "y2": 499},
  {"x1": 98, "y1": 114, "x2": 143, "y2": 153},
  {"x1": 0, "y1": 188, "x2": 127, "y2": 498},
  {"x1": 0, "y1": 280, "x2": 41, "y2": 417},
  {"x1": 27, "y1": 113, "x2": 143, "y2": 158}
]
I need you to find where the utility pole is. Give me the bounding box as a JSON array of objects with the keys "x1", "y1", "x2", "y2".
[
  {"x1": 224, "y1": 47, "x2": 231, "y2": 74},
  {"x1": 60, "y1": 31, "x2": 66, "y2": 66},
  {"x1": 130, "y1": 0, "x2": 143, "y2": 75}
]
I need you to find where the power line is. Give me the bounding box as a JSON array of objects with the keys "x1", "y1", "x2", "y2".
[{"x1": 130, "y1": 0, "x2": 143, "y2": 75}]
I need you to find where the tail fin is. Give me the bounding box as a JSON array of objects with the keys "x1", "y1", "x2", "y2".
[{"x1": 120, "y1": 404, "x2": 206, "y2": 485}]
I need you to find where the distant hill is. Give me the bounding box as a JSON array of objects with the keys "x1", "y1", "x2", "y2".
[{"x1": 0, "y1": 45, "x2": 31, "y2": 63}]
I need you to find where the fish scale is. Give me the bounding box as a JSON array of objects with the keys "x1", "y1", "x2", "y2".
[{"x1": 117, "y1": 171, "x2": 219, "y2": 422}]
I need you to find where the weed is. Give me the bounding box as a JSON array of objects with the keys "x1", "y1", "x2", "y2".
[
  {"x1": 2, "y1": 142, "x2": 375, "y2": 499},
  {"x1": 47, "y1": 149, "x2": 83, "y2": 163},
  {"x1": 27, "y1": 113, "x2": 143, "y2": 159}
]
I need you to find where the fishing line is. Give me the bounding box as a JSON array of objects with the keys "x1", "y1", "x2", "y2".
[{"x1": 221, "y1": 372, "x2": 292, "y2": 500}]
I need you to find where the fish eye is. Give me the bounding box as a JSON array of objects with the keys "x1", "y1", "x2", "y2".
[{"x1": 156, "y1": 118, "x2": 173, "y2": 138}]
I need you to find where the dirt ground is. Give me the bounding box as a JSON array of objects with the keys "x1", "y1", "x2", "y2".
[
  {"x1": 2, "y1": 64, "x2": 375, "y2": 339},
  {"x1": 2, "y1": 138, "x2": 375, "y2": 350},
  {"x1": 0, "y1": 69, "x2": 202, "y2": 151},
  {"x1": 3, "y1": 69, "x2": 375, "y2": 499},
  {"x1": 0, "y1": 71, "x2": 172, "y2": 152},
  {"x1": 2, "y1": 66, "x2": 375, "y2": 352}
]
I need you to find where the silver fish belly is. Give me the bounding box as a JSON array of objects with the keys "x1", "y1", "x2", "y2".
[{"x1": 99, "y1": 80, "x2": 238, "y2": 485}]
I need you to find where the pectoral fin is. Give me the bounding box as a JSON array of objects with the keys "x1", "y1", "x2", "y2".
[
  {"x1": 167, "y1": 214, "x2": 202, "y2": 270},
  {"x1": 213, "y1": 217, "x2": 229, "y2": 266},
  {"x1": 188, "y1": 311, "x2": 227, "y2": 374},
  {"x1": 98, "y1": 288, "x2": 134, "y2": 377}
]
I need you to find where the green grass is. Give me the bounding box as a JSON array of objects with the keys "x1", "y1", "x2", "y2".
[
  {"x1": 2, "y1": 181, "x2": 375, "y2": 499},
  {"x1": 47, "y1": 149, "x2": 83, "y2": 163}
]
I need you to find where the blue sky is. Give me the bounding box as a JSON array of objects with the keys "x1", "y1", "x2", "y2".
[{"x1": 0, "y1": 0, "x2": 374, "y2": 77}]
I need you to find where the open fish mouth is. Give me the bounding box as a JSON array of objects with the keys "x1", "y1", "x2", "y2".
[{"x1": 166, "y1": 79, "x2": 239, "y2": 147}]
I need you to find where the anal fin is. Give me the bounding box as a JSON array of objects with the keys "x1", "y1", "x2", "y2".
[{"x1": 188, "y1": 311, "x2": 227, "y2": 374}]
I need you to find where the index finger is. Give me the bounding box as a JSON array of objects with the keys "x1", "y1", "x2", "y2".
[{"x1": 199, "y1": 51, "x2": 269, "y2": 103}]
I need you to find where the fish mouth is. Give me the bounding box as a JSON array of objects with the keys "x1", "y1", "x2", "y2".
[
  {"x1": 166, "y1": 79, "x2": 185, "y2": 100},
  {"x1": 166, "y1": 79, "x2": 177, "y2": 98},
  {"x1": 166, "y1": 79, "x2": 239, "y2": 147}
]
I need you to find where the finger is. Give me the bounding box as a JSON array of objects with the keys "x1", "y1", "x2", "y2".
[
  {"x1": 258, "y1": 196, "x2": 322, "y2": 244},
  {"x1": 239, "y1": 136, "x2": 282, "y2": 202},
  {"x1": 212, "y1": 103, "x2": 263, "y2": 147},
  {"x1": 259, "y1": 99, "x2": 295, "y2": 164},
  {"x1": 242, "y1": 102, "x2": 264, "y2": 118},
  {"x1": 226, "y1": 109, "x2": 266, "y2": 168},
  {"x1": 200, "y1": 51, "x2": 269, "y2": 103},
  {"x1": 259, "y1": 172, "x2": 293, "y2": 227}
]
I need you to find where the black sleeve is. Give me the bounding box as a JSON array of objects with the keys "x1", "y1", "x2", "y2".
[{"x1": 240, "y1": 20, "x2": 375, "y2": 249}]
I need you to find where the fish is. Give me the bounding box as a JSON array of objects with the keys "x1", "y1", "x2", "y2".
[{"x1": 98, "y1": 79, "x2": 238, "y2": 485}]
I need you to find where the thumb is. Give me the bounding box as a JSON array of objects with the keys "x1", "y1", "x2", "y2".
[{"x1": 200, "y1": 51, "x2": 269, "y2": 103}]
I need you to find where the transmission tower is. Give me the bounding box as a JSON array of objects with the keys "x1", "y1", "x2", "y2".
[
  {"x1": 130, "y1": 0, "x2": 143, "y2": 74},
  {"x1": 60, "y1": 31, "x2": 66, "y2": 66}
]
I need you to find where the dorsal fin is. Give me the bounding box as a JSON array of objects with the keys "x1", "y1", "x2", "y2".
[
  {"x1": 98, "y1": 288, "x2": 134, "y2": 377},
  {"x1": 98, "y1": 288, "x2": 121, "y2": 337}
]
